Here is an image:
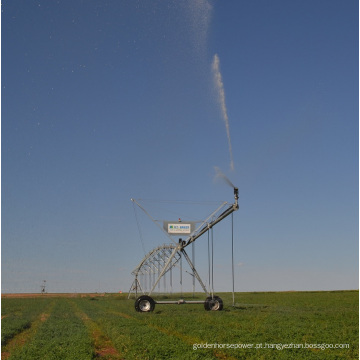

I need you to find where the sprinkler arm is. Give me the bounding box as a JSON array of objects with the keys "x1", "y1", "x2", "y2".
[{"x1": 184, "y1": 187, "x2": 239, "y2": 248}]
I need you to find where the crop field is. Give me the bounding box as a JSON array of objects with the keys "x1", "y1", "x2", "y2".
[{"x1": 1, "y1": 291, "x2": 358, "y2": 360}]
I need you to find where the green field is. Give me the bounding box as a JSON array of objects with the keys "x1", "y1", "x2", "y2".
[{"x1": 1, "y1": 291, "x2": 358, "y2": 359}]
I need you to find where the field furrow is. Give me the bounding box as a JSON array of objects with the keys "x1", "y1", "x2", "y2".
[
  {"x1": 1, "y1": 301, "x2": 55, "y2": 360},
  {"x1": 68, "y1": 299, "x2": 123, "y2": 359},
  {"x1": 73, "y1": 299, "x2": 206, "y2": 359},
  {"x1": 5, "y1": 298, "x2": 94, "y2": 360}
]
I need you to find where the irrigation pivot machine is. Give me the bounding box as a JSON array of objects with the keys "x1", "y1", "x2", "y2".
[{"x1": 129, "y1": 185, "x2": 239, "y2": 312}]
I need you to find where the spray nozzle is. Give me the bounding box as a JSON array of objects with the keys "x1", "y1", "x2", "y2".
[{"x1": 234, "y1": 187, "x2": 239, "y2": 202}]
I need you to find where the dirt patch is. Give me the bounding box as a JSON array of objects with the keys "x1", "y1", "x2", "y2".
[
  {"x1": 96, "y1": 347, "x2": 120, "y2": 358},
  {"x1": 40, "y1": 313, "x2": 49, "y2": 322},
  {"x1": 89, "y1": 326, "x2": 122, "y2": 359}
]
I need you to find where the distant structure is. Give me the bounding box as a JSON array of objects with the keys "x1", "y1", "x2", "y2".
[{"x1": 41, "y1": 280, "x2": 46, "y2": 293}]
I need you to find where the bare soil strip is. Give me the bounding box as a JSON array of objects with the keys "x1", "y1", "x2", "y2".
[
  {"x1": 1, "y1": 308, "x2": 53, "y2": 360},
  {"x1": 69, "y1": 301, "x2": 123, "y2": 359},
  {"x1": 2, "y1": 293, "x2": 106, "y2": 299}
]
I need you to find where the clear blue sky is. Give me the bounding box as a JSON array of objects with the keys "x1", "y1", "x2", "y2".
[{"x1": 2, "y1": 0, "x2": 358, "y2": 293}]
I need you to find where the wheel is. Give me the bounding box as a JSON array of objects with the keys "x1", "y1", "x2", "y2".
[
  {"x1": 204, "y1": 296, "x2": 223, "y2": 311},
  {"x1": 135, "y1": 295, "x2": 155, "y2": 312}
]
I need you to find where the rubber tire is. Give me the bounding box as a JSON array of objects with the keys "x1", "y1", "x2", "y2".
[
  {"x1": 204, "y1": 296, "x2": 223, "y2": 311},
  {"x1": 135, "y1": 295, "x2": 156, "y2": 312}
]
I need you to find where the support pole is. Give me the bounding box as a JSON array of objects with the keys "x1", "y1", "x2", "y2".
[
  {"x1": 192, "y1": 242, "x2": 195, "y2": 297},
  {"x1": 158, "y1": 253, "x2": 161, "y2": 292},
  {"x1": 148, "y1": 246, "x2": 180, "y2": 296},
  {"x1": 135, "y1": 275, "x2": 138, "y2": 298},
  {"x1": 181, "y1": 249, "x2": 208, "y2": 295},
  {"x1": 211, "y1": 227, "x2": 214, "y2": 298},
  {"x1": 170, "y1": 263, "x2": 173, "y2": 294},
  {"x1": 232, "y1": 212, "x2": 235, "y2": 306},
  {"x1": 208, "y1": 230, "x2": 211, "y2": 290},
  {"x1": 180, "y1": 252, "x2": 183, "y2": 297},
  {"x1": 127, "y1": 279, "x2": 135, "y2": 299}
]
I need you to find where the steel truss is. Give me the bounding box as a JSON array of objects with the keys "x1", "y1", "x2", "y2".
[{"x1": 129, "y1": 187, "x2": 239, "y2": 312}]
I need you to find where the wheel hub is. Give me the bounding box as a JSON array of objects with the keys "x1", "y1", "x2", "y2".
[
  {"x1": 139, "y1": 300, "x2": 151, "y2": 312},
  {"x1": 210, "y1": 300, "x2": 220, "y2": 310}
]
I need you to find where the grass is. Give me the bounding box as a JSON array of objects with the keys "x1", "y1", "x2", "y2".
[
  {"x1": 1, "y1": 297, "x2": 54, "y2": 346},
  {"x1": 1, "y1": 291, "x2": 358, "y2": 359}
]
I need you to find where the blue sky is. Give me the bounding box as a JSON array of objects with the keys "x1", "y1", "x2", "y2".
[{"x1": 2, "y1": 0, "x2": 358, "y2": 293}]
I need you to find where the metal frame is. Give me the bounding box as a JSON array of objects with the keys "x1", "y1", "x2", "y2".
[{"x1": 129, "y1": 187, "x2": 239, "y2": 309}]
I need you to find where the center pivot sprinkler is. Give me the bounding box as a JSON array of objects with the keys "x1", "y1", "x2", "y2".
[{"x1": 129, "y1": 185, "x2": 239, "y2": 312}]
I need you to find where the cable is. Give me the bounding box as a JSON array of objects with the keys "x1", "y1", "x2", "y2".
[
  {"x1": 133, "y1": 201, "x2": 146, "y2": 256},
  {"x1": 135, "y1": 198, "x2": 225, "y2": 205}
]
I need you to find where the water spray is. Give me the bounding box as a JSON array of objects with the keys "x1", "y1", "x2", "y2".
[
  {"x1": 212, "y1": 54, "x2": 234, "y2": 171},
  {"x1": 214, "y1": 166, "x2": 235, "y2": 188}
]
